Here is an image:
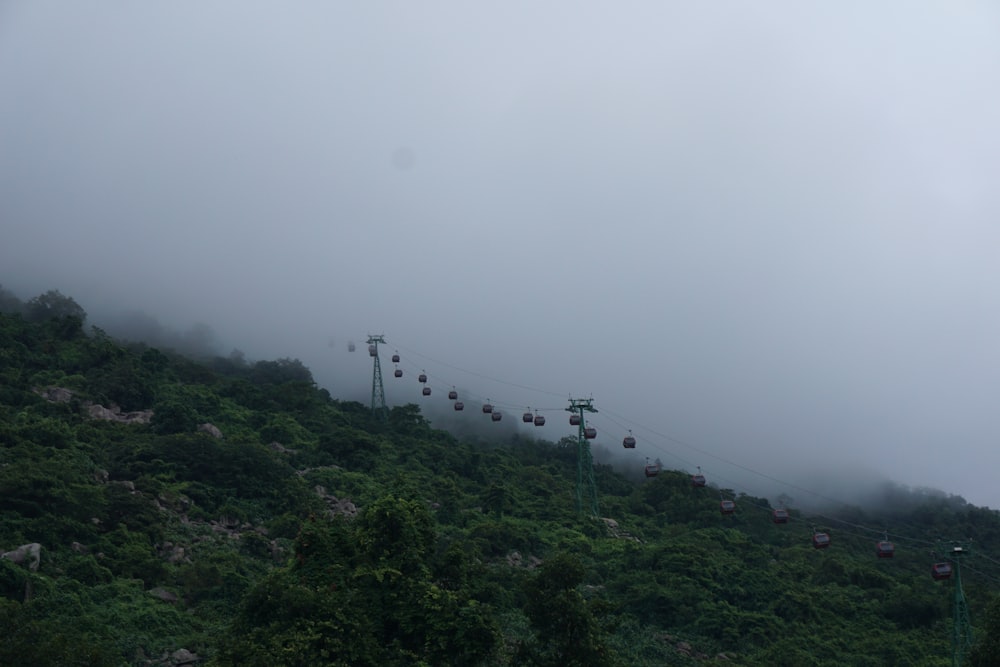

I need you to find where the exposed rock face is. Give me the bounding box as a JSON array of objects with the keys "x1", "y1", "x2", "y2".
[
  {"x1": 87, "y1": 403, "x2": 154, "y2": 424},
  {"x1": 314, "y1": 485, "x2": 358, "y2": 518},
  {"x1": 1, "y1": 543, "x2": 41, "y2": 571},
  {"x1": 149, "y1": 587, "x2": 178, "y2": 603},
  {"x1": 36, "y1": 386, "x2": 74, "y2": 402},
  {"x1": 198, "y1": 423, "x2": 223, "y2": 439},
  {"x1": 268, "y1": 441, "x2": 297, "y2": 454}
]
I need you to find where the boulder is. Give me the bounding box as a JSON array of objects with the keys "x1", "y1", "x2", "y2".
[
  {"x1": 1, "y1": 543, "x2": 41, "y2": 571},
  {"x1": 198, "y1": 423, "x2": 223, "y2": 439}
]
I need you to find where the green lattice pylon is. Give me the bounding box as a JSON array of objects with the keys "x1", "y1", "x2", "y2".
[
  {"x1": 947, "y1": 542, "x2": 974, "y2": 667},
  {"x1": 566, "y1": 398, "x2": 599, "y2": 517},
  {"x1": 367, "y1": 335, "x2": 388, "y2": 421}
]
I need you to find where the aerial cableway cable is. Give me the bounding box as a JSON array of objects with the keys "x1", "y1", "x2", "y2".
[{"x1": 355, "y1": 335, "x2": 1000, "y2": 569}]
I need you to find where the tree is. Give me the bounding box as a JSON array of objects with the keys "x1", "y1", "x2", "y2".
[{"x1": 24, "y1": 290, "x2": 86, "y2": 323}]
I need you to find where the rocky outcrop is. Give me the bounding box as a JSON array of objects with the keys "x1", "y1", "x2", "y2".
[
  {"x1": 35, "y1": 386, "x2": 74, "y2": 402},
  {"x1": 197, "y1": 423, "x2": 223, "y2": 439},
  {"x1": 1, "y1": 542, "x2": 41, "y2": 571},
  {"x1": 313, "y1": 485, "x2": 358, "y2": 518},
  {"x1": 87, "y1": 403, "x2": 154, "y2": 424}
]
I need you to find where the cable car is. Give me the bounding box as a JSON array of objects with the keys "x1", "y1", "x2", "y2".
[
  {"x1": 368, "y1": 344, "x2": 377, "y2": 357},
  {"x1": 931, "y1": 562, "x2": 953, "y2": 581},
  {"x1": 454, "y1": 401, "x2": 464, "y2": 411},
  {"x1": 448, "y1": 389, "x2": 458, "y2": 400},
  {"x1": 623, "y1": 430, "x2": 636, "y2": 449},
  {"x1": 812, "y1": 532, "x2": 831, "y2": 549},
  {"x1": 394, "y1": 368, "x2": 403, "y2": 378},
  {"x1": 876, "y1": 541, "x2": 895, "y2": 559},
  {"x1": 491, "y1": 411, "x2": 502, "y2": 422},
  {"x1": 772, "y1": 509, "x2": 790, "y2": 524},
  {"x1": 418, "y1": 373, "x2": 427, "y2": 383},
  {"x1": 720, "y1": 499, "x2": 736, "y2": 515},
  {"x1": 482, "y1": 403, "x2": 493, "y2": 414},
  {"x1": 422, "y1": 387, "x2": 431, "y2": 396},
  {"x1": 644, "y1": 462, "x2": 661, "y2": 478},
  {"x1": 522, "y1": 410, "x2": 534, "y2": 423},
  {"x1": 569, "y1": 415, "x2": 581, "y2": 426},
  {"x1": 583, "y1": 427, "x2": 597, "y2": 439},
  {"x1": 534, "y1": 414, "x2": 546, "y2": 426},
  {"x1": 691, "y1": 467, "x2": 707, "y2": 488},
  {"x1": 392, "y1": 353, "x2": 400, "y2": 363},
  {"x1": 348, "y1": 342, "x2": 356, "y2": 352}
]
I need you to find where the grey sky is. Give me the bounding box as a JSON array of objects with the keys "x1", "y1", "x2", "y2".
[{"x1": 2, "y1": 3, "x2": 1000, "y2": 508}]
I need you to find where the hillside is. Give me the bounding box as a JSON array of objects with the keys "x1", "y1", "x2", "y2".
[{"x1": 2, "y1": 292, "x2": 1000, "y2": 666}]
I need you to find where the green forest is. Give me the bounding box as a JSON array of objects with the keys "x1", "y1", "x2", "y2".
[{"x1": 2, "y1": 288, "x2": 1000, "y2": 666}]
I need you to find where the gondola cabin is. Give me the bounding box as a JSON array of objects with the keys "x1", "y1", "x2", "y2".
[
  {"x1": 772, "y1": 509, "x2": 790, "y2": 524},
  {"x1": 720, "y1": 500, "x2": 736, "y2": 515},
  {"x1": 448, "y1": 390, "x2": 458, "y2": 400},
  {"x1": 644, "y1": 463, "x2": 661, "y2": 478},
  {"x1": 623, "y1": 435, "x2": 636, "y2": 449},
  {"x1": 583, "y1": 427, "x2": 597, "y2": 439},
  {"x1": 691, "y1": 474, "x2": 707, "y2": 488},
  {"x1": 932, "y1": 562, "x2": 953, "y2": 581},
  {"x1": 812, "y1": 533, "x2": 831, "y2": 549},
  {"x1": 482, "y1": 403, "x2": 493, "y2": 414},
  {"x1": 569, "y1": 414, "x2": 582, "y2": 426},
  {"x1": 534, "y1": 415, "x2": 546, "y2": 426},
  {"x1": 348, "y1": 342, "x2": 356, "y2": 352},
  {"x1": 491, "y1": 412, "x2": 502, "y2": 422},
  {"x1": 422, "y1": 387, "x2": 431, "y2": 396},
  {"x1": 392, "y1": 353, "x2": 400, "y2": 363},
  {"x1": 522, "y1": 412, "x2": 534, "y2": 423},
  {"x1": 369, "y1": 345, "x2": 377, "y2": 357},
  {"x1": 876, "y1": 541, "x2": 895, "y2": 558},
  {"x1": 394, "y1": 369, "x2": 403, "y2": 378},
  {"x1": 418, "y1": 373, "x2": 427, "y2": 383},
  {"x1": 454, "y1": 401, "x2": 464, "y2": 411}
]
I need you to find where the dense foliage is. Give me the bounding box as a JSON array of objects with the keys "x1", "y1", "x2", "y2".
[{"x1": 1, "y1": 289, "x2": 1000, "y2": 665}]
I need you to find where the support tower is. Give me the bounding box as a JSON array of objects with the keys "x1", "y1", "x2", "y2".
[
  {"x1": 566, "y1": 398, "x2": 599, "y2": 517},
  {"x1": 367, "y1": 335, "x2": 388, "y2": 421},
  {"x1": 948, "y1": 542, "x2": 973, "y2": 667}
]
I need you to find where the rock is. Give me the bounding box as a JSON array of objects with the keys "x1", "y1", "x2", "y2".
[
  {"x1": 506, "y1": 551, "x2": 523, "y2": 567},
  {"x1": 149, "y1": 587, "x2": 178, "y2": 603},
  {"x1": 1, "y1": 543, "x2": 41, "y2": 572},
  {"x1": 171, "y1": 648, "x2": 199, "y2": 665},
  {"x1": 37, "y1": 386, "x2": 74, "y2": 402},
  {"x1": 87, "y1": 403, "x2": 153, "y2": 424},
  {"x1": 268, "y1": 441, "x2": 297, "y2": 454},
  {"x1": 70, "y1": 541, "x2": 88, "y2": 554},
  {"x1": 198, "y1": 423, "x2": 223, "y2": 439}
]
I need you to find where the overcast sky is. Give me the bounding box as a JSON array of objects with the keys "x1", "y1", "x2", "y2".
[{"x1": 2, "y1": 3, "x2": 1000, "y2": 509}]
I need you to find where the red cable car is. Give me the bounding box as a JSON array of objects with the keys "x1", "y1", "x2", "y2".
[
  {"x1": 482, "y1": 403, "x2": 493, "y2": 414},
  {"x1": 454, "y1": 401, "x2": 464, "y2": 411},
  {"x1": 534, "y1": 414, "x2": 546, "y2": 426},
  {"x1": 812, "y1": 532, "x2": 831, "y2": 549},
  {"x1": 876, "y1": 541, "x2": 895, "y2": 558},
  {"x1": 644, "y1": 458, "x2": 660, "y2": 478},
  {"x1": 623, "y1": 431, "x2": 636, "y2": 449},
  {"x1": 394, "y1": 369, "x2": 403, "y2": 378},
  {"x1": 422, "y1": 387, "x2": 431, "y2": 396},
  {"x1": 569, "y1": 415, "x2": 581, "y2": 426},
  {"x1": 448, "y1": 389, "x2": 458, "y2": 400},
  {"x1": 391, "y1": 353, "x2": 400, "y2": 363},
  {"x1": 491, "y1": 412, "x2": 502, "y2": 422},
  {"x1": 522, "y1": 411, "x2": 534, "y2": 423},
  {"x1": 720, "y1": 500, "x2": 736, "y2": 515},
  {"x1": 583, "y1": 427, "x2": 597, "y2": 439},
  {"x1": 691, "y1": 467, "x2": 706, "y2": 488},
  {"x1": 772, "y1": 509, "x2": 790, "y2": 524},
  {"x1": 931, "y1": 562, "x2": 953, "y2": 581}
]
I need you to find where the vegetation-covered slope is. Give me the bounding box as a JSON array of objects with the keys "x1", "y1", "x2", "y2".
[{"x1": 1, "y1": 290, "x2": 1000, "y2": 666}]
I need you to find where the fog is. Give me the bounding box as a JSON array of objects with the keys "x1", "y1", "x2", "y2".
[{"x1": 3, "y1": 3, "x2": 1000, "y2": 509}]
